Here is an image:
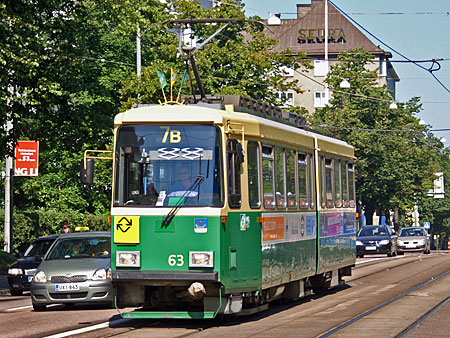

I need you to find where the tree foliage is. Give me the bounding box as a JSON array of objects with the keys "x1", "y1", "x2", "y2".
[
  {"x1": 1, "y1": 0, "x2": 310, "y2": 247},
  {"x1": 120, "y1": 0, "x2": 310, "y2": 108},
  {"x1": 309, "y1": 49, "x2": 440, "y2": 224}
]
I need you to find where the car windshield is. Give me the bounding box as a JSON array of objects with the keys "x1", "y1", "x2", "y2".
[
  {"x1": 114, "y1": 124, "x2": 223, "y2": 207},
  {"x1": 46, "y1": 236, "x2": 110, "y2": 260},
  {"x1": 23, "y1": 238, "x2": 55, "y2": 257},
  {"x1": 400, "y1": 228, "x2": 425, "y2": 237},
  {"x1": 358, "y1": 226, "x2": 387, "y2": 236}
]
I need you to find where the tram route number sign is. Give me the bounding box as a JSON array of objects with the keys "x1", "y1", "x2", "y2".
[
  {"x1": 114, "y1": 216, "x2": 140, "y2": 244},
  {"x1": 14, "y1": 141, "x2": 39, "y2": 176}
]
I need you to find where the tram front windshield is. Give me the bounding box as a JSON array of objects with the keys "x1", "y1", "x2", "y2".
[{"x1": 114, "y1": 124, "x2": 223, "y2": 207}]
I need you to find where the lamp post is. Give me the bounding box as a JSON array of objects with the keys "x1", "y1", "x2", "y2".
[{"x1": 137, "y1": 26, "x2": 141, "y2": 77}]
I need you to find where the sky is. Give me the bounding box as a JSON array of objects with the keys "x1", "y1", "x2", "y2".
[{"x1": 243, "y1": 0, "x2": 450, "y2": 145}]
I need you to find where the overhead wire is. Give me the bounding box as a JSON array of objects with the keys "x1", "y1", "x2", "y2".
[{"x1": 328, "y1": 0, "x2": 450, "y2": 94}]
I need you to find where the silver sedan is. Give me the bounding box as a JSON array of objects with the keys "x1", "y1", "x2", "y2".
[
  {"x1": 397, "y1": 227, "x2": 430, "y2": 254},
  {"x1": 30, "y1": 232, "x2": 112, "y2": 311}
]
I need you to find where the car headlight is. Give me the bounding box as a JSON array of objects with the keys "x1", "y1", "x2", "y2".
[
  {"x1": 356, "y1": 240, "x2": 363, "y2": 246},
  {"x1": 93, "y1": 268, "x2": 111, "y2": 280},
  {"x1": 189, "y1": 251, "x2": 213, "y2": 268},
  {"x1": 116, "y1": 251, "x2": 140, "y2": 267},
  {"x1": 34, "y1": 270, "x2": 47, "y2": 283},
  {"x1": 379, "y1": 240, "x2": 389, "y2": 245},
  {"x1": 417, "y1": 239, "x2": 425, "y2": 245},
  {"x1": 397, "y1": 240, "x2": 404, "y2": 245},
  {"x1": 8, "y1": 268, "x2": 23, "y2": 275}
]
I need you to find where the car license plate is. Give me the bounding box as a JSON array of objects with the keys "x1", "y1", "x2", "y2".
[
  {"x1": 55, "y1": 284, "x2": 80, "y2": 292},
  {"x1": 406, "y1": 244, "x2": 416, "y2": 248},
  {"x1": 366, "y1": 246, "x2": 376, "y2": 250},
  {"x1": 28, "y1": 276, "x2": 33, "y2": 283}
]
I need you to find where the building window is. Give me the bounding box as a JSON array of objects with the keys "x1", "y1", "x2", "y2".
[
  {"x1": 280, "y1": 66, "x2": 294, "y2": 77},
  {"x1": 314, "y1": 60, "x2": 328, "y2": 76},
  {"x1": 278, "y1": 92, "x2": 294, "y2": 107},
  {"x1": 379, "y1": 58, "x2": 387, "y2": 77},
  {"x1": 314, "y1": 91, "x2": 329, "y2": 108}
]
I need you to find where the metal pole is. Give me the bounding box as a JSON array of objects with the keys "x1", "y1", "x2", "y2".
[
  {"x1": 324, "y1": 0, "x2": 329, "y2": 101},
  {"x1": 137, "y1": 26, "x2": 141, "y2": 78},
  {"x1": 325, "y1": 0, "x2": 328, "y2": 64},
  {"x1": 4, "y1": 118, "x2": 13, "y2": 253}
]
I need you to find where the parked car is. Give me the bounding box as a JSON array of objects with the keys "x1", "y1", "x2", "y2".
[
  {"x1": 30, "y1": 231, "x2": 112, "y2": 311},
  {"x1": 397, "y1": 227, "x2": 430, "y2": 255},
  {"x1": 7, "y1": 235, "x2": 59, "y2": 296},
  {"x1": 356, "y1": 225, "x2": 397, "y2": 258}
]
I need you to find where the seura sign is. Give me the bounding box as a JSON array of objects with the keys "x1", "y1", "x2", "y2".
[{"x1": 15, "y1": 140, "x2": 39, "y2": 176}]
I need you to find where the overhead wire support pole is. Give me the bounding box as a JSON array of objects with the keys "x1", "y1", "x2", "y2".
[
  {"x1": 4, "y1": 110, "x2": 13, "y2": 253},
  {"x1": 168, "y1": 18, "x2": 263, "y2": 102},
  {"x1": 176, "y1": 21, "x2": 231, "y2": 101}
]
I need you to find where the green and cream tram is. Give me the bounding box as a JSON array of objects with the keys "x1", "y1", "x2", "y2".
[{"x1": 96, "y1": 96, "x2": 356, "y2": 319}]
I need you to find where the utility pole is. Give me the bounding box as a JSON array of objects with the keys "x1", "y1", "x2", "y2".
[
  {"x1": 4, "y1": 118, "x2": 13, "y2": 253},
  {"x1": 137, "y1": 26, "x2": 141, "y2": 78}
]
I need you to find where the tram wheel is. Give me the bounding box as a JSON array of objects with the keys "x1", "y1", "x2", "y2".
[{"x1": 310, "y1": 274, "x2": 331, "y2": 294}]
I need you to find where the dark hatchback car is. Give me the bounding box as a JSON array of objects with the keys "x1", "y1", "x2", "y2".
[
  {"x1": 356, "y1": 225, "x2": 397, "y2": 258},
  {"x1": 7, "y1": 234, "x2": 59, "y2": 296}
]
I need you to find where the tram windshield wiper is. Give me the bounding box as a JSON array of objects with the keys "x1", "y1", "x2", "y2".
[{"x1": 161, "y1": 175, "x2": 204, "y2": 227}]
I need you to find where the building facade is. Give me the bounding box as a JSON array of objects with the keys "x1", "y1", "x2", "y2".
[{"x1": 265, "y1": 0, "x2": 399, "y2": 113}]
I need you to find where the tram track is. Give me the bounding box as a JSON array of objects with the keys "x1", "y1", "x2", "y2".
[
  {"x1": 317, "y1": 269, "x2": 450, "y2": 338},
  {"x1": 395, "y1": 295, "x2": 450, "y2": 338},
  {"x1": 347, "y1": 253, "x2": 442, "y2": 283}
]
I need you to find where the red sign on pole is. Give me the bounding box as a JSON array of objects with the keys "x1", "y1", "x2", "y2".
[{"x1": 15, "y1": 141, "x2": 39, "y2": 176}]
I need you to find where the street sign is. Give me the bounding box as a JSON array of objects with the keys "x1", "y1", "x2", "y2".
[
  {"x1": 14, "y1": 141, "x2": 39, "y2": 176},
  {"x1": 424, "y1": 222, "x2": 430, "y2": 229}
]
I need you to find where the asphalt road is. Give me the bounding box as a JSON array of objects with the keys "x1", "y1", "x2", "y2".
[{"x1": 1, "y1": 252, "x2": 450, "y2": 338}]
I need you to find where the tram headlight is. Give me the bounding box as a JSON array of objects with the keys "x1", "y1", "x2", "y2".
[
  {"x1": 189, "y1": 251, "x2": 213, "y2": 268},
  {"x1": 116, "y1": 251, "x2": 140, "y2": 267}
]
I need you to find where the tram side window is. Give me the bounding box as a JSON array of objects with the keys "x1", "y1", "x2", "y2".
[
  {"x1": 286, "y1": 149, "x2": 296, "y2": 208},
  {"x1": 334, "y1": 159, "x2": 342, "y2": 207},
  {"x1": 275, "y1": 147, "x2": 286, "y2": 208},
  {"x1": 262, "y1": 145, "x2": 275, "y2": 208},
  {"x1": 298, "y1": 152, "x2": 308, "y2": 208},
  {"x1": 341, "y1": 161, "x2": 348, "y2": 207},
  {"x1": 247, "y1": 141, "x2": 261, "y2": 208},
  {"x1": 308, "y1": 153, "x2": 315, "y2": 209},
  {"x1": 320, "y1": 156, "x2": 325, "y2": 208},
  {"x1": 227, "y1": 139, "x2": 243, "y2": 208},
  {"x1": 348, "y1": 163, "x2": 356, "y2": 207},
  {"x1": 325, "y1": 158, "x2": 333, "y2": 208}
]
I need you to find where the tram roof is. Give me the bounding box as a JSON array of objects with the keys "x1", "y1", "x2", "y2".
[{"x1": 114, "y1": 96, "x2": 354, "y2": 156}]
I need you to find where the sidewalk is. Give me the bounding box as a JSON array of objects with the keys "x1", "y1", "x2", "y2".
[{"x1": 0, "y1": 271, "x2": 9, "y2": 295}]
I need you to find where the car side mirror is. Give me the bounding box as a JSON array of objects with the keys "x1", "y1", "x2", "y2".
[{"x1": 35, "y1": 255, "x2": 42, "y2": 262}]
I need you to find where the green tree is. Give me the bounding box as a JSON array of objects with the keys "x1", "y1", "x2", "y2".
[
  {"x1": 309, "y1": 48, "x2": 438, "y2": 224},
  {"x1": 1, "y1": 0, "x2": 171, "y2": 225},
  {"x1": 120, "y1": 0, "x2": 310, "y2": 108}
]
